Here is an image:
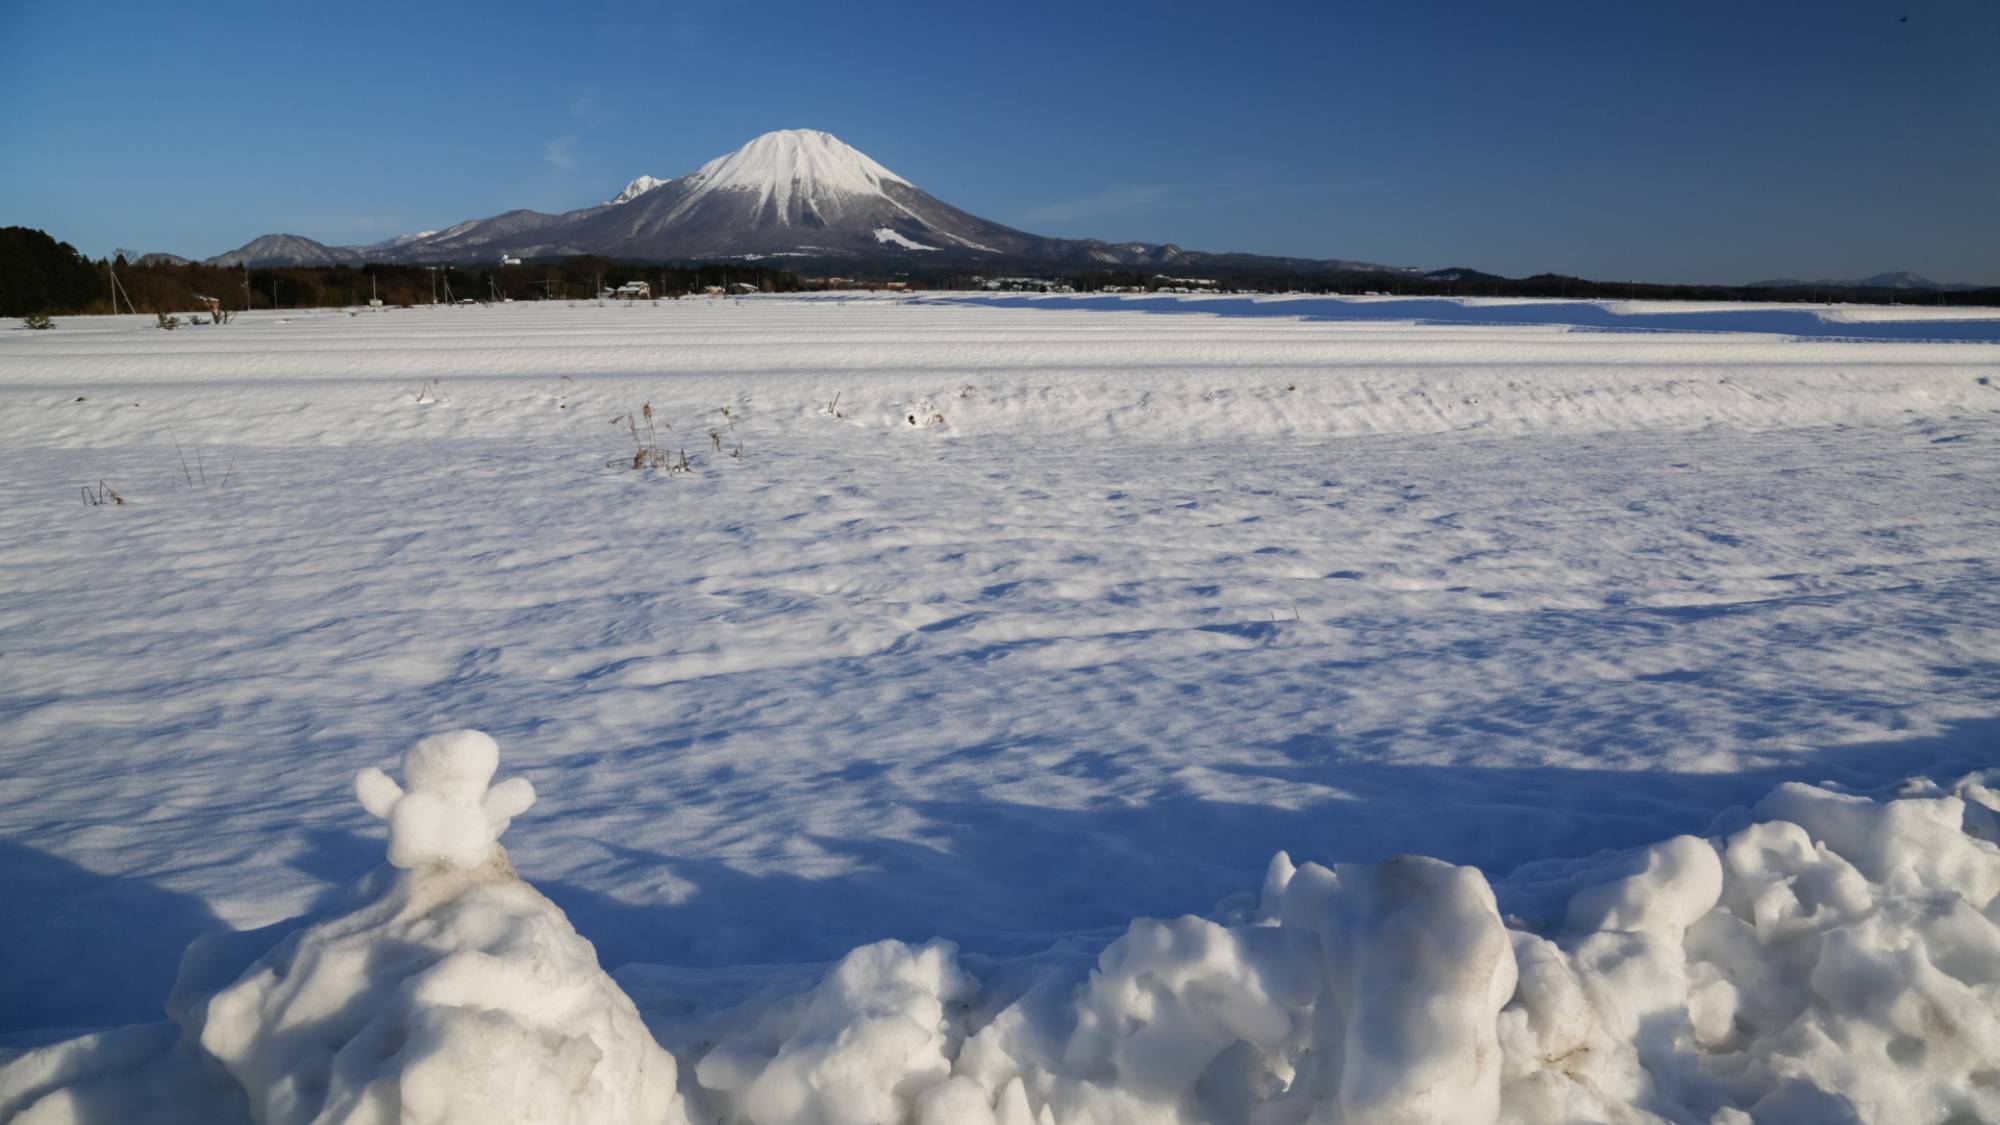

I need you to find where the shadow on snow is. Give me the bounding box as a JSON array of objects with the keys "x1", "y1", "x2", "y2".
[{"x1": 947, "y1": 294, "x2": 2000, "y2": 343}]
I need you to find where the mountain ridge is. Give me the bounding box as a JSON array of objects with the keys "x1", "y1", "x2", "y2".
[
  {"x1": 192, "y1": 130, "x2": 1985, "y2": 289},
  {"x1": 1748, "y1": 270, "x2": 1983, "y2": 292},
  {"x1": 200, "y1": 129, "x2": 1414, "y2": 275}
]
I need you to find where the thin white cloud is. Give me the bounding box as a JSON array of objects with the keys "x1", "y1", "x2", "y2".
[
  {"x1": 569, "y1": 91, "x2": 601, "y2": 123},
  {"x1": 544, "y1": 138, "x2": 577, "y2": 171}
]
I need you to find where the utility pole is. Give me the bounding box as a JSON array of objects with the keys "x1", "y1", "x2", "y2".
[
  {"x1": 106, "y1": 259, "x2": 135, "y2": 315},
  {"x1": 243, "y1": 263, "x2": 252, "y2": 312},
  {"x1": 271, "y1": 277, "x2": 279, "y2": 309}
]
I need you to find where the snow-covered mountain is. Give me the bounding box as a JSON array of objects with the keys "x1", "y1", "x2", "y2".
[
  {"x1": 384, "y1": 209, "x2": 570, "y2": 260},
  {"x1": 353, "y1": 229, "x2": 439, "y2": 254},
  {"x1": 205, "y1": 233, "x2": 361, "y2": 268},
  {"x1": 204, "y1": 129, "x2": 1410, "y2": 272},
  {"x1": 603, "y1": 175, "x2": 668, "y2": 206},
  {"x1": 552, "y1": 129, "x2": 1042, "y2": 261}
]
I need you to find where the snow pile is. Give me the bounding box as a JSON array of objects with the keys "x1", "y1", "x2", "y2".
[
  {"x1": 7, "y1": 751, "x2": 2000, "y2": 1124},
  {"x1": 680, "y1": 775, "x2": 2000, "y2": 1124},
  {"x1": 940, "y1": 854, "x2": 1516, "y2": 1125},
  {"x1": 692, "y1": 940, "x2": 974, "y2": 1125},
  {"x1": 76, "y1": 731, "x2": 683, "y2": 1125},
  {"x1": 176, "y1": 854, "x2": 685, "y2": 1125},
  {"x1": 1677, "y1": 780, "x2": 2000, "y2": 1121}
]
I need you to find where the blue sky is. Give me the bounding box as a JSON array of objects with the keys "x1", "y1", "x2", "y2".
[{"x1": 3, "y1": 0, "x2": 1995, "y2": 284}]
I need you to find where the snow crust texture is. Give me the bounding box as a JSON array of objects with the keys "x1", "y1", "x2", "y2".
[{"x1": 7, "y1": 748, "x2": 2000, "y2": 1124}]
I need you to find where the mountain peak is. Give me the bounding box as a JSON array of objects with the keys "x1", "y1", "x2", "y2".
[
  {"x1": 682, "y1": 130, "x2": 910, "y2": 222},
  {"x1": 605, "y1": 175, "x2": 668, "y2": 206}
]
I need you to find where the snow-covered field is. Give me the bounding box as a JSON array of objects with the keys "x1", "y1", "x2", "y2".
[{"x1": 2, "y1": 294, "x2": 1998, "y2": 1123}]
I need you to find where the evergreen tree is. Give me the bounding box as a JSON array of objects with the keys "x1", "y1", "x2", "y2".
[{"x1": 0, "y1": 227, "x2": 105, "y2": 316}]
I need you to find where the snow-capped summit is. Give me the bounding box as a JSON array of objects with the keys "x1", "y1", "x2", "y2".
[
  {"x1": 605, "y1": 175, "x2": 668, "y2": 206},
  {"x1": 677, "y1": 129, "x2": 911, "y2": 223}
]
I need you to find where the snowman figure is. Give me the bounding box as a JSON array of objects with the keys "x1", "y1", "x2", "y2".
[{"x1": 355, "y1": 729, "x2": 537, "y2": 869}]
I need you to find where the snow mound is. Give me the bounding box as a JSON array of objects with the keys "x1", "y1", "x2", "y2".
[
  {"x1": 7, "y1": 759, "x2": 2000, "y2": 1124},
  {"x1": 0, "y1": 731, "x2": 687, "y2": 1125},
  {"x1": 693, "y1": 940, "x2": 974, "y2": 1125},
  {"x1": 942, "y1": 854, "x2": 1515, "y2": 1124},
  {"x1": 178, "y1": 854, "x2": 686, "y2": 1125},
  {"x1": 1488, "y1": 780, "x2": 2000, "y2": 1123}
]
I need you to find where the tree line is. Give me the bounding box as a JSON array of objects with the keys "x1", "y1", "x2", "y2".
[
  {"x1": 0, "y1": 227, "x2": 811, "y2": 317},
  {"x1": 786, "y1": 255, "x2": 2000, "y2": 306},
  {"x1": 7, "y1": 224, "x2": 1996, "y2": 316}
]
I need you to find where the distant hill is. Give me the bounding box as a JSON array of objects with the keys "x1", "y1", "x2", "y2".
[
  {"x1": 1424, "y1": 267, "x2": 1511, "y2": 286},
  {"x1": 1748, "y1": 271, "x2": 1984, "y2": 292},
  {"x1": 205, "y1": 234, "x2": 360, "y2": 268}
]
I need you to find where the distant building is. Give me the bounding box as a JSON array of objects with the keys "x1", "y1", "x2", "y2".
[
  {"x1": 983, "y1": 277, "x2": 1073, "y2": 293},
  {"x1": 614, "y1": 281, "x2": 652, "y2": 300}
]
